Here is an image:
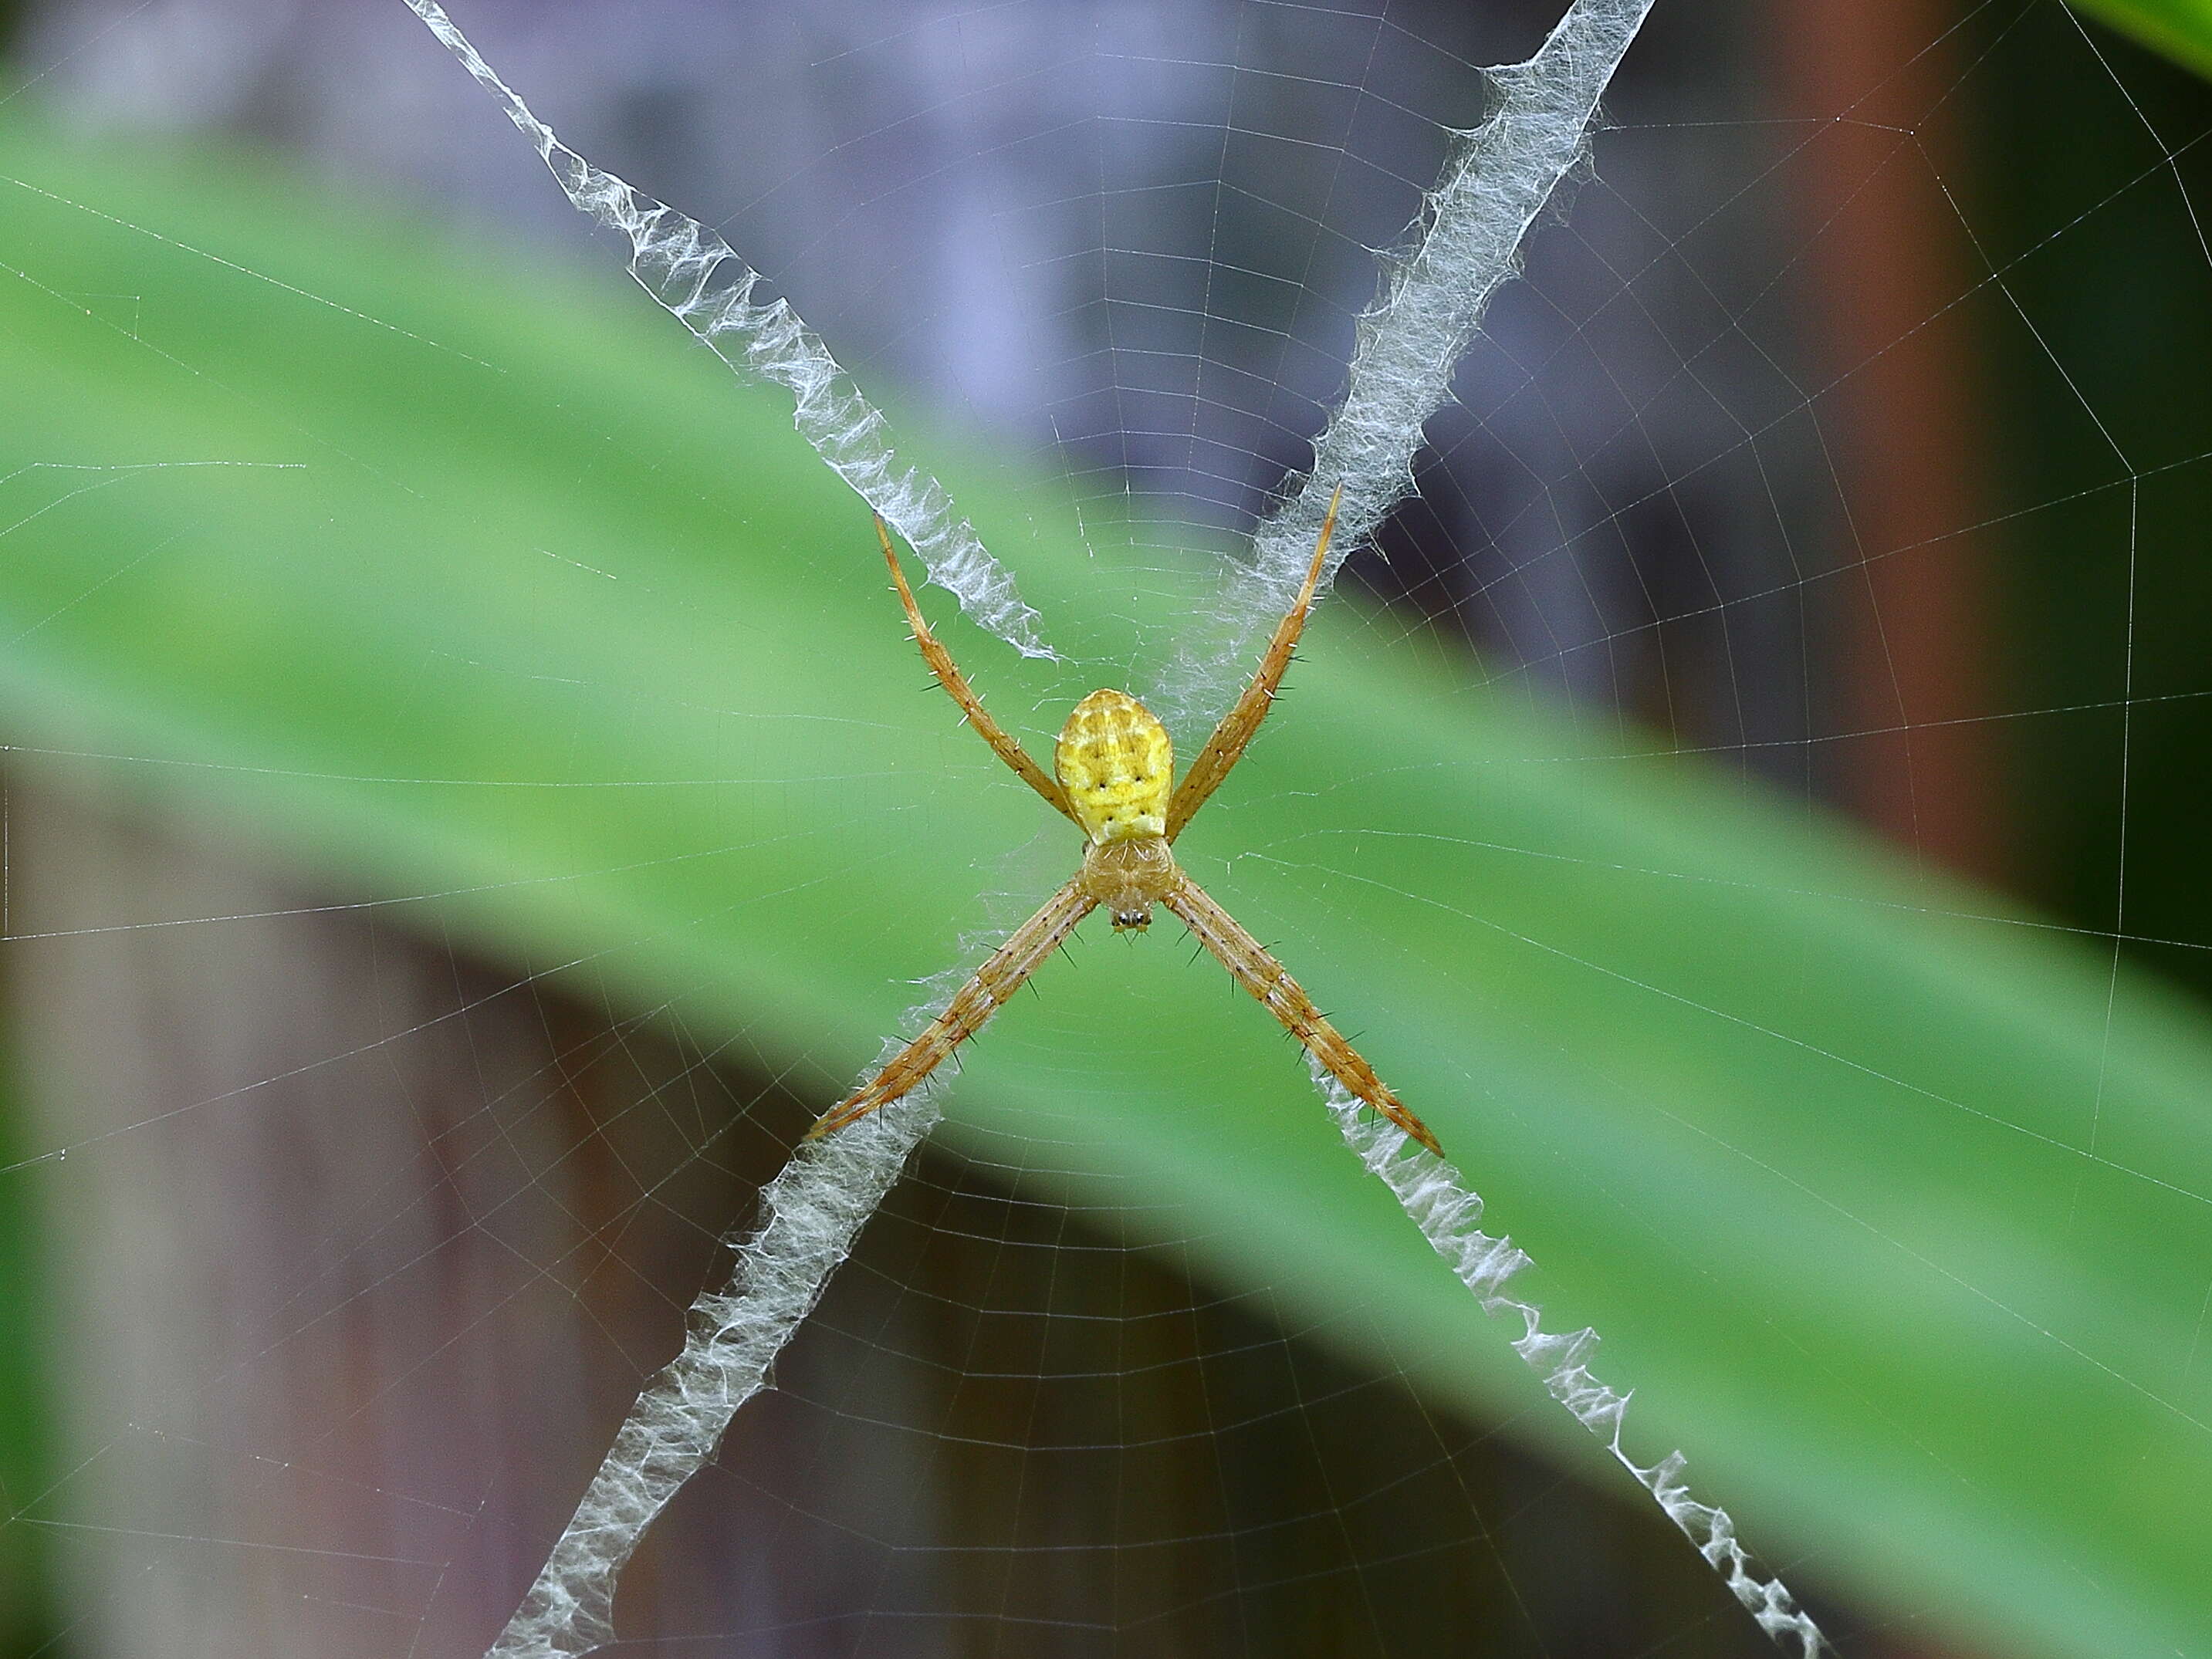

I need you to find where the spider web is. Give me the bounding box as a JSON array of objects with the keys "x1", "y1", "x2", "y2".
[{"x1": 1, "y1": 2, "x2": 2209, "y2": 1657}]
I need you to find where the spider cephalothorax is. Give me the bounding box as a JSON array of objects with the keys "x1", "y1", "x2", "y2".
[{"x1": 808, "y1": 492, "x2": 1442, "y2": 1156}]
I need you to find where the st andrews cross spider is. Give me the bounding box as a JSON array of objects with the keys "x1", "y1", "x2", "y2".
[{"x1": 810, "y1": 488, "x2": 1442, "y2": 1157}]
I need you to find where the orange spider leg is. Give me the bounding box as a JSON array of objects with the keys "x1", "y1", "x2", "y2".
[
  {"x1": 1164, "y1": 485, "x2": 1342, "y2": 842},
  {"x1": 878, "y1": 517, "x2": 1081, "y2": 828},
  {"x1": 1162, "y1": 873, "x2": 1443, "y2": 1156},
  {"x1": 807, "y1": 878, "x2": 1098, "y2": 1139}
]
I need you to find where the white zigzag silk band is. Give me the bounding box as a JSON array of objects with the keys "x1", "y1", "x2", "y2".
[
  {"x1": 395, "y1": 2, "x2": 1824, "y2": 1653},
  {"x1": 1159, "y1": 0, "x2": 1659, "y2": 728},
  {"x1": 1319, "y1": 1062, "x2": 1825, "y2": 1654},
  {"x1": 402, "y1": 0, "x2": 1054, "y2": 662}
]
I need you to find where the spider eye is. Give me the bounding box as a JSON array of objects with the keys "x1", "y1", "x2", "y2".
[{"x1": 1111, "y1": 908, "x2": 1152, "y2": 933}]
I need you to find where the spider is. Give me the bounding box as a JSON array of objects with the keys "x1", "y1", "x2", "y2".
[{"x1": 809, "y1": 488, "x2": 1443, "y2": 1157}]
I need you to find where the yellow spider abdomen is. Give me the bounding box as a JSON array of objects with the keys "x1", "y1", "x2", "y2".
[{"x1": 1056, "y1": 688, "x2": 1172, "y2": 844}]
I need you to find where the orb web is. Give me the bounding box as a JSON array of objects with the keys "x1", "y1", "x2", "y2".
[{"x1": 2, "y1": 2, "x2": 2209, "y2": 1657}]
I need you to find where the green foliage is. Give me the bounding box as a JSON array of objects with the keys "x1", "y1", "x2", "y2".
[
  {"x1": 3, "y1": 118, "x2": 2210, "y2": 1659},
  {"x1": 2072, "y1": 0, "x2": 2212, "y2": 81}
]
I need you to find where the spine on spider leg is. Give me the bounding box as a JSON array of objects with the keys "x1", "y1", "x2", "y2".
[
  {"x1": 397, "y1": 0, "x2": 1054, "y2": 663},
  {"x1": 1162, "y1": 0, "x2": 1656, "y2": 725},
  {"x1": 485, "y1": 1095, "x2": 939, "y2": 1659},
  {"x1": 1311, "y1": 1060, "x2": 1827, "y2": 1656}
]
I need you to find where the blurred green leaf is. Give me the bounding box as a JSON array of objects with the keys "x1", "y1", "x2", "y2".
[
  {"x1": 2071, "y1": 0, "x2": 2212, "y2": 79},
  {"x1": 3, "y1": 120, "x2": 2210, "y2": 1659}
]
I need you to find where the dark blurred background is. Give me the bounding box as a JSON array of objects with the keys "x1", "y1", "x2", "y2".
[{"x1": 1, "y1": 1, "x2": 2207, "y2": 1654}]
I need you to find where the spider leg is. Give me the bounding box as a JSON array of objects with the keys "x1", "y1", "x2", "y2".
[
  {"x1": 807, "y1": 877, "x2": 1098, "y2": 1138},
  {"x1": 1164, "y1": 485, "x2": 1341, "y2": 842},
  {"x1": 1162, "y1": 873, "x2": 1443, "y2": 1156},
  {"x1": 878, "y1": 517, "x2": 1081, "y2": 827}
]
